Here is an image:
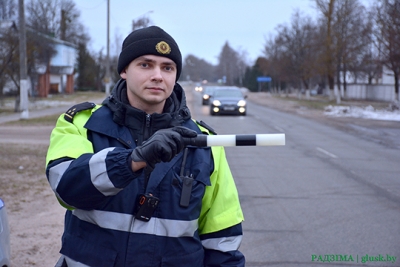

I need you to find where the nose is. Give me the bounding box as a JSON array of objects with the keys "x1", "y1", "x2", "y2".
[{"x1": 150, "y1": 67, "x2": 163, "y2": 83}]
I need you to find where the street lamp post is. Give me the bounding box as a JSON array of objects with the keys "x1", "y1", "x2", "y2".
[{"x1": 18, "y1": 0, "x2": 29, "y2": 119}]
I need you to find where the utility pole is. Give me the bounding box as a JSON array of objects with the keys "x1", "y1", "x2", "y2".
[
  {"x1": 18, "y1": 0, "x2": 29, "y2": 119},
  {"x1": 104, "y1": 0, "x2": 111, "y2": 95}
]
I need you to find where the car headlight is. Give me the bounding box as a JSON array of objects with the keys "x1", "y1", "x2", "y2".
[
  {"x1": 237, "y1": 100, "x2": 246, "y2": 107},
  {"x1": 212, "y1": 100, "x2": 221, "y2": 106},
  {"x1": 203, "y1": 95, "x2": 210, "y2": 100}
]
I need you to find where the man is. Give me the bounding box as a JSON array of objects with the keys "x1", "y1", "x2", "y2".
[{"x1": 46, "y1": 26, "x2": 245, "y2": 267}]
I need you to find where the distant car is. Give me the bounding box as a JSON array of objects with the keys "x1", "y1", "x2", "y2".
[
  {"x1": 0, "y1": 198, "x2": 10, "y2": 267},
  {"x1": 210, "y1": 87, "x2": 247, "y2": 116},
  {"x1": 194, "y1": 83, "x2": 203, "y2": 92},
  {"x1": 202, "y1": 86, "x2": 218, "y2": 105}
]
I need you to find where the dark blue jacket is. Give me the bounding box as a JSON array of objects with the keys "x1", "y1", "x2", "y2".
[{"x1": 46, "y1": 81, "x2": 245, "y2": 267}]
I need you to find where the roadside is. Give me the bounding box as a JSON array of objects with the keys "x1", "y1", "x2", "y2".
[
  {"x1": 0, "y1": 89, "x2": 399, "y2": 267},
  {"x1": 0, "y1": 91, "x2": 107, "y2": 267},
  {"x1": 0, "y1": 91, "x2": 107, "y2": 124},
  {"x1": 246, "y1": 92, "x2": 400, "y2": 149}
]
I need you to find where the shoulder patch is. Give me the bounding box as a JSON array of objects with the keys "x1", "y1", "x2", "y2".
[
  {"x1": 196, "y1": 120, "x2": 217, "y2": 135},
  {"x1": 64, "y1": 102, "x2": 96, "y2": 123}
]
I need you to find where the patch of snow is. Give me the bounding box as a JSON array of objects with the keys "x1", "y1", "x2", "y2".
[{"x1": 324, "y1": 102, "x2": 400, "y2": 122}]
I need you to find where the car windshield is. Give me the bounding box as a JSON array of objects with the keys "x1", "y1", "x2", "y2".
[
  {"x1": 214, "y1": 89, "x2": 243, "y2": 98},
  {"x1": 203, "y1": 87, "x2": 216, "y2": 94}
]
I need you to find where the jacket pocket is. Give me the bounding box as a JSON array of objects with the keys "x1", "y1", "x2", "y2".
[{"x1": 172, "y1": 161, "x2": 211, "y2": 204}]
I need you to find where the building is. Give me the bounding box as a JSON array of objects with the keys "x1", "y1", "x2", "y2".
[
  {"x1": 35, "y1": 36, "x2": 77, "y2": 97},
  {"x1": 0, "y1": 20, "x2": 77, "y2": 98}
]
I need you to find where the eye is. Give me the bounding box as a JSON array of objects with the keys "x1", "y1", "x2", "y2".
[
  {"x1": 164, "y1": 65, "x2": 174, "y2": 71},
  {"x1": 140, "y1": 62, "x2": 149, "y2": 68}
]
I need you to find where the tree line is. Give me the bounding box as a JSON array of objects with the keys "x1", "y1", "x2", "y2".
[
  {"x1": 248, "y1": 0, "x2": 400, "y2": 98},
  {"x1": 0, "y1": 0, "x2": 399, "y2": 99},
  {"x1": 185, "y1": 0, "x2": 399, "y2": 100}
]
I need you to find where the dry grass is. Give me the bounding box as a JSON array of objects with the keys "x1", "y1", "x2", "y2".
[
  {"x1": 0, "y1": 143, "x2": 48, "y2": 201},
  {"x1": 4, "y1": 114, "x2": 60, "y2": 126},
  {"x1": 0, "y1": 91, "x2": 105, "y2": 114},
  {"x1": 0, "y1": 142, "x2": 64, "y2": 266}
]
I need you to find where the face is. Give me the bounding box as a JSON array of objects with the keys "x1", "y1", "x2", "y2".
[{"x1": 120, "y1": 54, "x2": 177, "y2": 114}]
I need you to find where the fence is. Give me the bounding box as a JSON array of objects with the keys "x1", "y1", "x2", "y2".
[{"x1": 335, "y1": 84, "x2": 397, "y2": 102}]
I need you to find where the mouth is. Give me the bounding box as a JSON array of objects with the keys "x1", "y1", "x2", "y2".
[{"x1": 146, "y1": 86, "x2": 164, "y2": 92}]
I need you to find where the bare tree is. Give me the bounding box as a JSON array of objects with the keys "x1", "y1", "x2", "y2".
[
  {"x1": 0, "y1": 0, "x2": 17, "y2": 20},
  {"x1": 0, "y1": 21, "x2": 19, "y2": 97},
  {"x1": 374, "y1": 0, "x2": 400, "y2": 100},
  {"x1": 182, "y1": 55, "x2": 216, "y2": 82},
  {"x1": 262, "y1": 10, "x2": 320, "y2": 96},
  {"x1": 216, "y1": 41, "x2": 243, "y2": 85},
  {"x1": 332, "y1": 0, "x2": 370, "y2": 102},
  {"x1": 26, "y1": 0, "x2": 59, "y2": 37},
  {"x1": 315, "y1": 0, "x2": 336, "y2": 95},
  {"x1": 1, "y1": 0, "x2": 56, "y2": 99},
  {"x1": 0, "y1": 0, "x2": 18, "y2": 98},
  {"x1": 60, "y1": 0, "x2": 89, "y2": 45},
  {"x1": 284, "y1": 11, "x2": 318, "y2": 94},
  {"x1": 348, "y1": 7, "x2": 377, "y2": 84},
  {"x1": 263, "y1": 33, "x2": 289, "y2": 93},
  {"x1": 131, "y1": 16, "x2": 152, "y2": 31},
  {"x1": 26, "y1": 0, "x2": 89, "y2": 45}
]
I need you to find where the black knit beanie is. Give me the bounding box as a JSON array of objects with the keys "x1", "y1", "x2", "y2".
[{"x1": 117, "y1": 26, "x2": 182, "y2": 81}]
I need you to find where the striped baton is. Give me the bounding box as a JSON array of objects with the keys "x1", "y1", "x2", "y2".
[{"x1": 183, "y1": 134, "x2": 285, "y2": 147}]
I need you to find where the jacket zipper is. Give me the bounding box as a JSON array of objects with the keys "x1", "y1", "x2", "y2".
[
  {"x1": 144, "y1": 114, "x2": 151, "y2": 142},
  {"x1": 143, "y1": 114, "x2": 152, "y2": 191}
]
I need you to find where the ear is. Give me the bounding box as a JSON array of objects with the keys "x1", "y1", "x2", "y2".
[{"x1": 120, "y1": 69, "x2": 127, "y2": 79}]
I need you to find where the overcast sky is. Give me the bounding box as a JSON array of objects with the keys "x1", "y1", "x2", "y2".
[{"x1": 73, "y1": 0, "x2": 371, "y2": 65}]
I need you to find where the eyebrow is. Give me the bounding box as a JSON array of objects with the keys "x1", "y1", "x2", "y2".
[{"x1": 140, "y1": 56, "x2": 176, "y2": 66}]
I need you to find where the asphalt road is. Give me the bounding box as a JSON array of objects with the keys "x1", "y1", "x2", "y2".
[{"x1": 187, "y1": 88, "x2": 400, "y2": 266}]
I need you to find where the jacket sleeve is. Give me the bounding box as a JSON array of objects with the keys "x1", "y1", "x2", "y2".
[
  {"x1": 201, "y1": 223, "x2": 245, "y2": 266},
  {"x1": 45, "y1": 112, "x2": 139, "y2": 210},
  {"x1": 199, "y1": 146, "x2": 245, "y2": 266}
]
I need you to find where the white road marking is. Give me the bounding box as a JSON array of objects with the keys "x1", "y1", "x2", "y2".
[
  {"x1": 316, "y1": 147, "x2": 338, "y2": 158},
  {"x1": 273, "y1": 126, "x2": 284, "y2": 132}
]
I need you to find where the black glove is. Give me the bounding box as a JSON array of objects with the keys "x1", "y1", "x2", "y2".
[{"x1": 131, "y1": 126, "x2": 197, "y2": 170}]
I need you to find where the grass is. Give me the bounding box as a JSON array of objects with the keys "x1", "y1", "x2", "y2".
[
  {"x1": 4, "y1": 114, "x2": 61, "y2": 126},
  {"x1": 274, "y1": 93, "x2": 391, "y2": 111},
  {"x1": 1, "y1": 91, "x2": 106, "y2": 125},
  {"x1": 276, "y1": 95, "x2": 334, "y2": 110},
  {"x1": 0, "y1": 91, "x2": 105, "y2": 111}
]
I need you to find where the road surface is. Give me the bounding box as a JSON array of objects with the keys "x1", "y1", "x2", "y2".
[{"x1": 188, "y1": 87, "x2": 400, "y2": 267}]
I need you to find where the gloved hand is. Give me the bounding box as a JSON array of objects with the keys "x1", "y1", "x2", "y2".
[{"x1": 131, "y1": 126, "x2": 197, "y2": 171}]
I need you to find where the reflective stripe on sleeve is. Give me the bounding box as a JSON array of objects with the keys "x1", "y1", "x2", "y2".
[
  {"x1": 201, "y1": 235, "x2": 243, "y2": 252},
  {"x1": 48, "y1": 160, "x2": 73, "y2": 192},
  {"x1": 89, "y1": 147, "x2": 123, "y2": 196},
  {"x1": 65, "y1": 256, "x2": 91, "y2": 267},
  {"x1": 72, "y1": 209, "x2": 198, "y2": 237}
]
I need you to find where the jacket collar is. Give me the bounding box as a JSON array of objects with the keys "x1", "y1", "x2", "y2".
[{"x1": 96, "y1": 79, "x2": 191, "y2": 144}]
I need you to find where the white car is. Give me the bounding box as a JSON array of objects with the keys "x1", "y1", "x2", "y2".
[{"x1": 0, "y1": 198, "x2": 10, "y2": 267}]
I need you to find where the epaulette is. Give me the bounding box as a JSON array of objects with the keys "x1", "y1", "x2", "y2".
[
  {"x1": 195, "y1": 120, "x2": 217, "y2": 135},
  {"x1": 64, "y1": 102, "x2": 96, "y2": 123}
]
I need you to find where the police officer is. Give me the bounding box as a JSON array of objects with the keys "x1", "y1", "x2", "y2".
[{"x1": 46, "y1": 26, "x2": 245, "y2": 267}]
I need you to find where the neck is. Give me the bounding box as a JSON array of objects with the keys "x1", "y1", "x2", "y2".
[{"x1": 127, "y1": 94, "x2": 165, "y2": 114}]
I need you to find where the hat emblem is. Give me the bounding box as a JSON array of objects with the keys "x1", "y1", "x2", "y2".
[{"x1": 155, "y1": 41, "x2": 171, "y2": 54}]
